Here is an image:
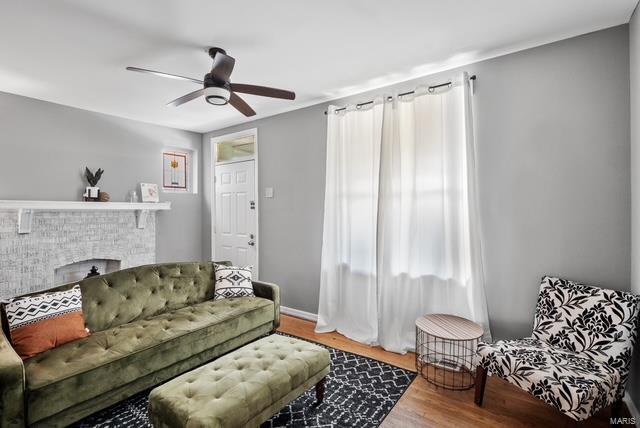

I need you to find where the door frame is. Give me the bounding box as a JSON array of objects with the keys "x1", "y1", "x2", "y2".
[{"x1": 210, "y1": 128, "x2": 259, "y2": 278}]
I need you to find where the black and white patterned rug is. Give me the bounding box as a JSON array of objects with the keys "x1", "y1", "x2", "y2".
[{"x1": 74, "y1": 334, "x2": 416, "y2": 428}]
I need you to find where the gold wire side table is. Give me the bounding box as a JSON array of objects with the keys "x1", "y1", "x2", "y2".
[{"x1": 415, "y1": 314, "x2": 483, "y2": 390}]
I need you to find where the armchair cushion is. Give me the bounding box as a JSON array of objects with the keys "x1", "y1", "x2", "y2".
[
  {"x1": 533, "y1": 276, "x2": 640, "y2": 398},
  {"x1": 477, "y1": 338, "x2": 620, "y2": 421},
  {"x1": 533, "y1": 276, "x2": 640, "y2": 365}
]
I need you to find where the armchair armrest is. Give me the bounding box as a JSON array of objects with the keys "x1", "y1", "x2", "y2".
[
  {"x1": 0, "y1": 328, "x2": 25, "y2": 427},
  {"x1": 252, "y1": 280, "x2": 280, "y2": 330}
]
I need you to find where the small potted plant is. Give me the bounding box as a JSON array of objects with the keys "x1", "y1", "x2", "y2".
[{"x1": 83, "y1": 167, "x2": 104, "y2": 201}]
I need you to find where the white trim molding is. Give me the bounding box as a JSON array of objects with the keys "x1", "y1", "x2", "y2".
[
  {"x1": 280, "y1": 306, "x2": 318, "y2": 322},
  {"x1": 0, "y1": 200, "x2": 171, "y2": 211},
  {"x1": 209, "y1": 128, "x2": 260, "y2": 278},
  {"x1": 623, "y1": 395, "x2": 639, "y2": 422},
  {"x1": 0, "y1": 200, "x2": 171, "y2": 233}
]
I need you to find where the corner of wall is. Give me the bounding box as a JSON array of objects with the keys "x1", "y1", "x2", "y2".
[{"x1": 628, "y1": 3, "x2": 640, "y2": 414}]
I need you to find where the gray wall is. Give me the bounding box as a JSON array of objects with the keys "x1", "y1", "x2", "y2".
[
  {"x1": 629, "y1": 5, "x2": 640, "y2": 414},
  {"x1": 202, "y1": 107, "x2": 327, "y2": 313},
  {"x1": 0, "y1": 91, "x2": 203, "y2": 263},
  {"x1": 203, "y1": 25, "x2": 631, "y2": 342}
]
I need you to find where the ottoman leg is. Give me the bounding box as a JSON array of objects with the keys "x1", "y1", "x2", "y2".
[{"x1": 315, "y1": 377, "x2": 326, "y2": 403}]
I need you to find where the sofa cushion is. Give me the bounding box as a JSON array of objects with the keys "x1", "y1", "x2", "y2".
[
  {"x1": 214, "y1": 265, "x2": 255, "y2": 300},
  {"x1": 477, "y1": 338, "x2": 620, "y2": 421},
  {"x1": 24, "y1": 296, "x2": 274, "y2": 424},
  {"x1": 4, "y1": 285, "x2": 89, "y2": 360}
]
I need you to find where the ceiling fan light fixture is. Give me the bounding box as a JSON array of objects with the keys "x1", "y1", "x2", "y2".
[
  {"x1": 204, "y1": 86, "x2": 230, "y2": 106},
  {"x1": 126, "y1": 47, "x2": 295, "y2": 117}
]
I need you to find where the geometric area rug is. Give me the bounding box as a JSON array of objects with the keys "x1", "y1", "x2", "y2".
[{"x1": 74, "y1": 334, "x2": 416, "y2": 428}]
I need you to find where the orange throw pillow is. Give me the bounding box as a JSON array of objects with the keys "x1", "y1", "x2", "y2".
[{"x1": 4, "y1": 285, "x2": 90, "y2": 360}]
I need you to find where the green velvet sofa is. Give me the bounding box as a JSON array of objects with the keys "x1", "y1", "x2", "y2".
[{"x1": 0, "y1": 262, "x2": 280, "y2": 428}]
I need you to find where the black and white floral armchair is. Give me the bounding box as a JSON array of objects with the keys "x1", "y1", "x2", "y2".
[{"x1": 474, "y1": 276, "x2": 640, "y2": 421}]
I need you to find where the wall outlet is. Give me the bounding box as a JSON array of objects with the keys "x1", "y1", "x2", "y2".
[{"x1": 264, "y1": 187, "x2": 274, "y2": 198}]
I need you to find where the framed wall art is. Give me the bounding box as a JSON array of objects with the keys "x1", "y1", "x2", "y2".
[{"x1": 162, "y1": 151, "x2": 188, "y2": 192}]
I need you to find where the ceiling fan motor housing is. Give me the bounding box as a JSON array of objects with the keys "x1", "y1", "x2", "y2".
[
  {"x1": 204, "y1": 86, "x2": 230, "y2": 105},
  {"x1": 203, "y1": 72, "x2": 231, "y2": 105}
]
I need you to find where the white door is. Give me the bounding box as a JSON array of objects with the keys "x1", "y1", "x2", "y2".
[{"x1": 215, "y1": 160, "x2": 257, "y2": 273}]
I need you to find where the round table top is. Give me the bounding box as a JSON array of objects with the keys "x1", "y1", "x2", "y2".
[{"x1": 415, "y1": 314, "x2": 483, "y2": 340}]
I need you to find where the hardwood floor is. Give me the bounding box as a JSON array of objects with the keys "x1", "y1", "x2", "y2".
[{"x1": 278, "y1": 314, "x2": 633, "y2": 428}]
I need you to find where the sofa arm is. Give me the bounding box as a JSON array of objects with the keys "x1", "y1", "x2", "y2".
[
  {"x1": 252, "y1": 281, "x2": 280, "y2": 330},
  {"x1": 0, "y1": 328, "x2": 25, "y2": 427}
]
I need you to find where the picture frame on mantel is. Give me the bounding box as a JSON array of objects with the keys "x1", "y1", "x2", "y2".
[{"x1": 139, "y1": 183, "x2": 160, "y2": 202}]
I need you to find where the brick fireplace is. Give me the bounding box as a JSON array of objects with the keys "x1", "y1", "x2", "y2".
[{"x1": 0, "y1": 209, "x2": 158, "y2": 300}]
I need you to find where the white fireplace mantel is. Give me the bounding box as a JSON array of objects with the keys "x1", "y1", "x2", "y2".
[{"x1": 0, "y1": 200, "x2": 171, "y2": 233}]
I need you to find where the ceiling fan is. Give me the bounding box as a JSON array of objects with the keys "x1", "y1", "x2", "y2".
[{"x1": 126, "y1": 47, "x2": 295, "y2": 117}]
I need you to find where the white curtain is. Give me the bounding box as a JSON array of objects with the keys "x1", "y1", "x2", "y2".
[
  {"x1": 316, "y1": 73, "x2": 491, "y2": 352},
  {"x1": 315, "y1": 99, "x2": 383, "y2": 344}
]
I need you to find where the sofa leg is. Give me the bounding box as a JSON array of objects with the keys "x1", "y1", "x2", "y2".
[
  {"x1": 611, "y1": 399, "x2": 624, "y2": 419},
  {"x1": 474, "y1": 366, "x2": 487, "y2": 407},
  {"x1": 315, "y1": 377, "x2": 326, "y2": 404}
]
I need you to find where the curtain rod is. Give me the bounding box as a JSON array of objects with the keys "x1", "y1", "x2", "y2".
[{"x1": 323, "y1": 75, "x2": 476, "y2": 115}]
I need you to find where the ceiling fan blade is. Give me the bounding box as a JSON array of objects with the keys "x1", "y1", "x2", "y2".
[
  {"x1": 167, "y1": 89, "x2": 205, "y2": 107},
  {"x1": 126, "y1": 66, "x2": 203, "y2": 85},
  {"x1": 210, "y1": 52, "x2": 236, "y2": 81},
  {"x1": 231, "y1": 83, "x2": 295, "y2": 100},
  {"x1": 229, "y1": 92, "x2": 256, "y2": 117}
]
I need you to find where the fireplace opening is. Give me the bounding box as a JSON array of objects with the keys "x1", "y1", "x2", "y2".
[{"x1": 54, "y1": 259, "x2": 121, "y2": 284}]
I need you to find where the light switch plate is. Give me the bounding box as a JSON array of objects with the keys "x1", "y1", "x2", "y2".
[{"x1": 264, "y1": 187, "x2": 274, "y2": 198}]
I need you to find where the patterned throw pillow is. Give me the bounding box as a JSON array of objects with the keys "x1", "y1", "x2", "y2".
[
  {"x1": 213, "y1": 265, "x2": 254, "y2": 300},
  {"x1": 4, "y1": 285, "x2": 90, "y2": 359}
]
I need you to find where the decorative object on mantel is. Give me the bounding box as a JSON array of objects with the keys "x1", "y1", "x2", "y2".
[
  {"x1": 86, "y1": 266, "x2": 101, "y2": 278},
  {"x1": 83, "y1": 167, "x2": 104, "y2": 201},
  {"x1": 98, "y1": 192, "x2": 110, "y2": 202},
  {"x1": 0, "y1": 200, "x2": 171, "y2": 234},
  {"x1": 140, "y1": 183, "x2": 160, "y2": 202},
  {"x1": 128, "y1": 190, "x2": 138, "y2": 203}
]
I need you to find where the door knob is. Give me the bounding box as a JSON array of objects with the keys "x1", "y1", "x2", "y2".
[{"x1": 248, "y1": 240, "x2": 255, "y2": 246}]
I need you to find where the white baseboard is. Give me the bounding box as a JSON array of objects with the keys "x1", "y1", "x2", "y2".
[
  {"x1": 624, "y1": 395, "x2": 639, "y2": 421},
  {"x1": 281, "y1": 306, "x2": 318, "y2": 322}
]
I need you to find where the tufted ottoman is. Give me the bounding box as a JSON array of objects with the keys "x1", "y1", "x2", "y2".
[{"x1": 148, "y1": 334, "x2": 330, "y2": 428}]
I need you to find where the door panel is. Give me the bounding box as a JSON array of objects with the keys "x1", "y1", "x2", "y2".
[
  {"x1": 220, "y1": 193, "x2": 232, "y2": 234},
  {"x1": 214, "y1": 160, "x2": 257, "y2": 274},
  {"x1": 221, "y1": 245, "x2": 233, "y2": 261},
  {"x1": 236, "y1": 247, "x2": 249, "y2": 266},
  {"x1": 236, "y1": 192, "x2": 248, "y2": 235}
]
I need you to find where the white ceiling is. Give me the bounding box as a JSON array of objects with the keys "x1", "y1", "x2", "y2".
[{"x1": 0, "y1": 0, "x2": 637, "y2": 133}]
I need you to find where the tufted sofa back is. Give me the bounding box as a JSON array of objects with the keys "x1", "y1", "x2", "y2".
[
  {"x1": 83, "y1": 262, "x2": 228, "y2": 332},
  {"x1": 12, "y1": 262, "x2": 227, "y2": 333},
  {"x1": 532, "y1": 276, "x2": 640, "y2": 369}
]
